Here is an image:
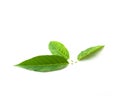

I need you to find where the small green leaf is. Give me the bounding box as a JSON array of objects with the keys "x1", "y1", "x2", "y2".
[
  {"x1": 77, "y1": 45, "x2": 104, "y2": 61},
  {"x1": 49, "y1": 41, "x2": 70, "y2": 59},
  {"x1": 15, "y1": 55, "x2": 69, "y2": 72}
]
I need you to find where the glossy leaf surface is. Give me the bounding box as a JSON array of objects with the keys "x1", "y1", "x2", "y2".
[
  {"x1": 16, "y1": 55, "x2": 69, "y2": 72},
  {"x1": 77, "y1": 45, "x2": 104, "y2": 60},
  {"x1": 49, "y1": 41, "x2": 70, "y2": 59}
]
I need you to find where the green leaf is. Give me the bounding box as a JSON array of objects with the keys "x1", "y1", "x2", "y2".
[
  {"x1": 15, "y1": 55, "x2": 69, "y2": 72},
  {"x1": 77, "y1": 45, "x2": 104, "y2": 61},
  {"x1": 48, "y1": 41, "x2": 70, "y2": 59}
]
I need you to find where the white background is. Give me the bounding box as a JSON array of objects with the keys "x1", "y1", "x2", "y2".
[{"x1": 0, "y1": 0, "x2": 120, "y2": 96}]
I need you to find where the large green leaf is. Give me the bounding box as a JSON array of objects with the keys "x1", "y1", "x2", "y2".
[
  {"x1": 49, "y1": 41, "x2": 70, "y2": 59},
  {"x1": 77, "y1": 45, "x2": 104, "y2": 61},
  {"x1": 16, "y1": 55, "x2": 69, "y2": 72}
]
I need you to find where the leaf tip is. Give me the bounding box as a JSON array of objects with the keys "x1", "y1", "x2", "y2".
[{"x1": 14, "y1": 64, "x2": 20, "y2": 67}]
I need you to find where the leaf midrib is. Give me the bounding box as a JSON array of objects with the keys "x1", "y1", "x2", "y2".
[{"x1": 19, "y1": 62, "x2": 68, "y2": 66}]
